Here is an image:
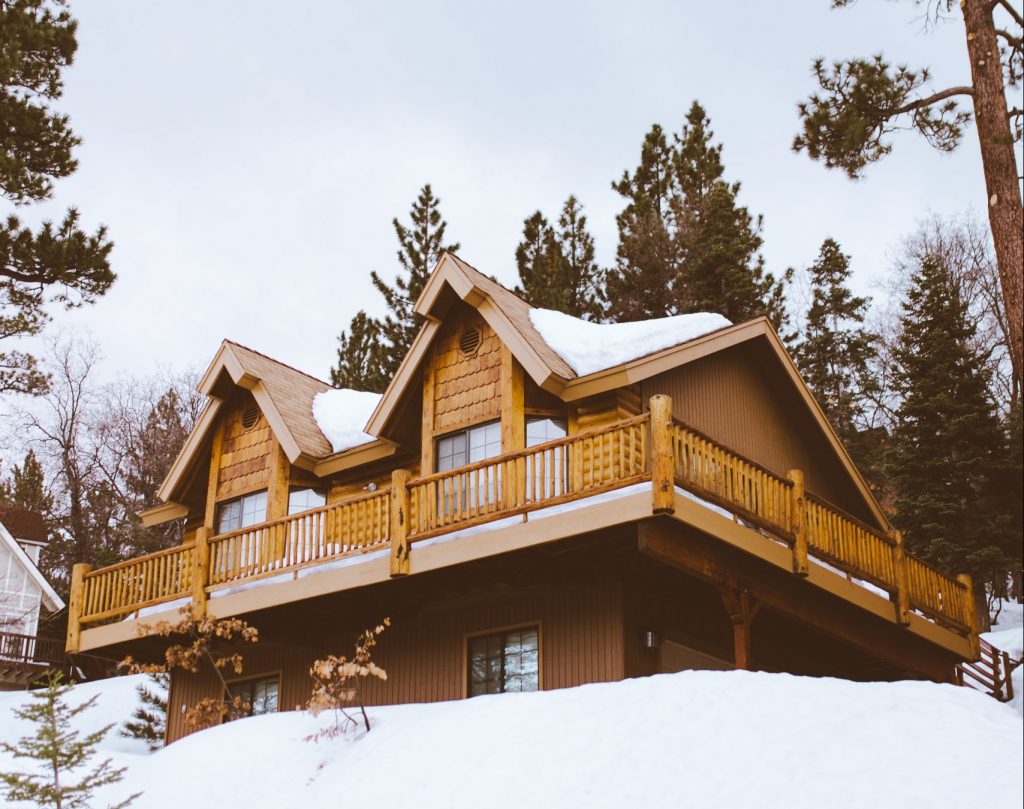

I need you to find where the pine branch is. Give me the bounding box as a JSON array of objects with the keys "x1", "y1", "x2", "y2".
[{"x1": 891, "y1": 85, "x2": 975, "y2": 116}]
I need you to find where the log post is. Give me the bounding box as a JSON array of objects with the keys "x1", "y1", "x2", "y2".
[
  {"x1": 787, "y1": 469, "x2": 808, "y2": 576},
  {"x1": 719, "y1": 585, "x2": 759, "y2": 671},
  {"x1": 891, "y1": 530, "x2": 911, "y2": 626},
  {"x1": 390, "y1": 469, "x2": 411, "y2": 577},
  {"x1": 957, "y1": 573, "x2": 981, "y2": 659},
  {"x1": 649, "y1": 395, "x2": 675, "y2": 514},
  {"x1": 65, "y1": 563, "x2": 91, "y2": 653},
  {"x1": 192, "y1": 527, "x2": 210, "y2": 619}
]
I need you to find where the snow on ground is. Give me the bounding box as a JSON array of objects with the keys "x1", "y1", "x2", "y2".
[
  {"x1": 1, "y1": 669, "x2": 1020, "y2": 809},
  {"x1": 311, "y1": 388, "x2": 382, "y2": 453},
  {"x1": 529, "y1": 308, "x2": 731, "y2": 376}
]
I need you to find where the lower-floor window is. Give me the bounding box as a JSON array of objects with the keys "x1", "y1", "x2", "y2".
[
  {"x1": 467, "y1": 625, "x2": 540, "y2": 696},
  {"x1": 228, "y1": 674, "x2": 279, "y2": 717}
]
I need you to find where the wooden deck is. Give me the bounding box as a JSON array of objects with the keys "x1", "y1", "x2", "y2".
[{"x1": 65, "y1": 396, "x2": 980, "y2": 656}]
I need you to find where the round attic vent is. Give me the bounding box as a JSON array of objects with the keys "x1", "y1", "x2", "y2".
[
  {"x1": 242, "y1": 405, "x2": 260, "y2": 429},
  {"x1": 459, "y1": 327, "x2": 482, "y2": 357}
]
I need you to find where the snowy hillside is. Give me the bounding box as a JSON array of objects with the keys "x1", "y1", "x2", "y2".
[{"x1": 1, "y1": 670, "x2": 1021, "y2": 809}]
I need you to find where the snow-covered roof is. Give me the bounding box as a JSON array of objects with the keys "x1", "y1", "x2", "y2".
[
  {"x1": 528, "y1": 308, "x2": 732, "y2": 376},
  {"x1": 312, "y1": 389, "x2": 384, "y2": 454}
]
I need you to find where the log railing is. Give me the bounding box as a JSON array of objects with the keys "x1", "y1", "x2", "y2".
[
  {"x1": 666, "y1": 412, "x2": 975, "y2": 638},
  {"x1": 67, "y1": 394, "x2": 979, "y2": 656},
  {"x1": 404, "y1": 414, "x2": 649, "y2": 540},
  {"x1": 207, "y1": 491, "x2": 389, "y2": 586}
]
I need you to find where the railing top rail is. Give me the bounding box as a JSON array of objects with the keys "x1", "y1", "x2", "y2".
[
  {"x1": 82, "y1": 542, "x2": 191, "y2": 578},
  {"x1": 210, "y1": 488, "x2": 388, "y2": 544},
  {"x1": 671, "y1": 418, "x2": 794, "y2": 486},
  {"x1": 903, "y1": 551, "x2": 970, "y2": 590},
  {"x1": 409, "y1": 413, "x2": 650, "y2": 487},
  {"x1": 803, "y1": 491, "x2": 894, "y2": 546}
]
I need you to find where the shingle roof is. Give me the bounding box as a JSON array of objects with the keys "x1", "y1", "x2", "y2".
[
  {"x1": 223, "y1": 341, "x2": 335, "y2": 458},
  {"x1": 445, "y1": 254, "x2": 578, "y2": 379},
  {"x1": 0, "y1": 506, "x2": 47, "y2": 544}
]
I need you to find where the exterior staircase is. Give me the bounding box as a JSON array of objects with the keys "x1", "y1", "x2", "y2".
[{"x1": 956, "y1": 637, "x2": 1020, "y2": 703}]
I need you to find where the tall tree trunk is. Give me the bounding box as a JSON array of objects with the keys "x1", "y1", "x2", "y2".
[{"x1": 962, "y1": 0, "x2": 1024, "y2": 392}]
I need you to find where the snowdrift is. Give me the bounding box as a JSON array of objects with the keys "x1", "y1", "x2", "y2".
[{"x1": 1, "y1": 669, "x2": 1021, "y2": 809}]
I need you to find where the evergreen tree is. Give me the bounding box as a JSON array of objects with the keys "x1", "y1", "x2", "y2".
[
  {"x1": 514, "y1": 196, "x2": 605, "y2": 320},
  {"x1": 0, "y1": 672, "x2": 139, "y2": 809},
  {"x1": 370, "y1": 185, "x2": 459, "y2": 378},
  {"x1": 672, "y1": 103, "x2": 788, "y2": 327},
  {"x1": 120, "y1": 674, "x2": 168, "y2": 753},
  {"x1": 0, "y1": 449, "x2": 53, "y2": 518},
  {"x1": 606, "y1": 104, "x2": 787, "y2": 326},
  {"x1": 793, "y1": 239, "x2": 877, "y2": 442},
  {"x1": 888, "y1": 255, "x2": 1013, "y2": 593},
  {"x1": 1, "y1": 0, "x2": 115, "y2": 395},
  {"x1": 329, "y1": 311, "x2": 388, "y2": 393},
  {"x1": 606, "y1": 124, "x2": 679, "y2": 320},
  {"x1": 330, "y1": 185, "x2": 458, "y2": 391}
]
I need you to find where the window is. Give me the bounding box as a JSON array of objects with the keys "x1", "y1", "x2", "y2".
[
  {"x1": 526, "y1": 417, "x2": 566, "y2": 447},
  {"x1": 288, "y1": 488, "x2": 326, "y2": 515},
  {"x1": 526, "y1": 417, "x2": 567, "y2": 499},
  {"x1": 435, "y1": 420, "x2": 502, "y2": 472},
  {"x1": 435, "y1": 421, "x2": 502, "y2": 513},
  {"x1": 467, "y1": 625, "x2": 540, "y2": 697},
  {"x1": 228, "y1": 675, "x2": 279, "y2": 718},
  {"x1": 216, "y1": 491, "x2": 268, "y2": 534}
]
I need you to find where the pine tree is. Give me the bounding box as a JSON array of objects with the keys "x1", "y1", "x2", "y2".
[
  {"x1": 888, "y1": 255, "x2": 1013, "y2": 594},
  {"x1": 330, "y1": 185, "x2": 458, "y2": 391},
  {"x1": 606, "y1": 124, "x2": 679, "y2": 320},
  {"x1": 606, "y1": 104, "x2": 787, "y2": 326},
  {"x1": 0, "y1": 672, "x2": 139, "y2": 809},
  {"x1": 793, "y1": 239, "x2": 877, "y2": 442},
  {"x1": 1, "y1": 0, "x2": 115, "y2": 395},
  {"x1": 370, "y1": 185, "x2": 459, "y2": 379},
  {"x1": 672, "y1": 102, "x2": 787, "y2": 327},
  {"x1": 0, "y1": 450, "x2": 52, "y2": 518},
  {"x1": 514, "y1": 197, "x2": 605, "y2": 320},
  {"x1": 329, "y1": 311, "x2": 389, "y2": 392},
  {"x1": 120, "y1": 674, "x2": 168, "y2": 752}
]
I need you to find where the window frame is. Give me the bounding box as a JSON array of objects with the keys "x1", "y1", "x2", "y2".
[
  {"x1": 287, "y1": 487, "x2": 327, "y2": 516},
  {"x1": 215, "y1": 489, "x2": 268, "y2": 534},
  {"x1": 225, "y1": 671, "x2": 282, "y2": 719},
  {"x1": 463, "y1": 621, "x2": 543, "y2": 698},
  {"x1": 434, "y1": 419, "x2": 502, "y2": 473}
]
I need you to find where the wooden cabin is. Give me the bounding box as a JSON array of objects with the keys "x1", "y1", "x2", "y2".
[{"x1": 66, "y1": 254, "x2": 981, "y2": 744}]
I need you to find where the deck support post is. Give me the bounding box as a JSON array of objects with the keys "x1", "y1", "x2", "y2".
[
  {"x1": 65, "y1": 563, "x2": 91, "y2": 653},
  {"x1": 719, "y1": 584, "x2": 759, "y2": 671},
  {"x1": 390, "y1": 469, "x2": 411, "y2": 577},
  {"x1": 890, "y1": 530, "x2": 911, "y2": 626},
  {"x1": 192, "y1": 527, "x2": 210, "y2": 619},
  {"x1": 957, "y1": 573, "x2": 981, "y2": 659},
  {"x1": 787, "y1": 469, "x2": 808, "y2": 576},
  {"x1": 649, "y1": 395, "x2": 675, "y2": 514}
]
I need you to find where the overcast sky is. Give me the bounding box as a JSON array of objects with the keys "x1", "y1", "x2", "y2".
[{"x1": 20, "y1": 0, "x2": 1004, "y2": 383}]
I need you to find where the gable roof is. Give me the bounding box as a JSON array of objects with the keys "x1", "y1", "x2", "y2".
[
  {"x1": 0, "y1": 506, "x2": 47, "y2": 545},
  {"x1": 0, "y1": 518, "x2": 63, "y2": 613}
]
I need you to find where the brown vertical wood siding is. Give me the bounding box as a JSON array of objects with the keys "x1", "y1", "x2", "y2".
[
  {"x1": 165, "y1": 580, "x2": 624, "y2": 744},
  {"x1": 642, "y1": 344, "x2": 873, "y2": 521}
]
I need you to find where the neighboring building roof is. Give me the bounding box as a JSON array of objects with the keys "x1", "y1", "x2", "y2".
[
  {"x1": 0, "y1": 506, "x2": 47, "y2": 545},
  {"x1": 0, "y1": 518, "x2": 63, "y2": 613}
]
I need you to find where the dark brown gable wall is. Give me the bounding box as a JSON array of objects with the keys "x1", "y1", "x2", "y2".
[{"x1": 642, "y1": 341, "x2": 875, "y2": 523}]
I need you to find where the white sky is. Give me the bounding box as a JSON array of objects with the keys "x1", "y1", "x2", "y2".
[{"x1": 16, "y1": 0, "x2": 1009, "y2": 383}]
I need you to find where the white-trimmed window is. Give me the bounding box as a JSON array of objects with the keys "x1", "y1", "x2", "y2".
[
  {"x1": 287, "y1": 488, "x2": 326, "y2": 515},
  {"x1": 525, "y1": 417, "x2": 567, "y2": 498},
  {"x1": 435, "y1": 420, "x2": 502, "y2": 472},
  {"x1": 216, "y1": 491, "x2": 267, "y2": 534}
]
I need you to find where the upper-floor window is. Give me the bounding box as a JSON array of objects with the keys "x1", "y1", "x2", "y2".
[
  {"x1": 526, "y1": 417, "x2": 566, "y2": 447},
  {"x1": 228, "y1": 674, "x2": 279, "y2": 718},
  {"x1": 217, "y1": 491, "x2": 267, "y2": 534},
  {"x1": 288, "y1": 488, "x2": 326, "y2": 515},
  {"x1": 436, "y1": 420, "x2": 502, "y2": 472},
  {"x1": 467, "y1": 625, "x2": 540, "y2": 697}
]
